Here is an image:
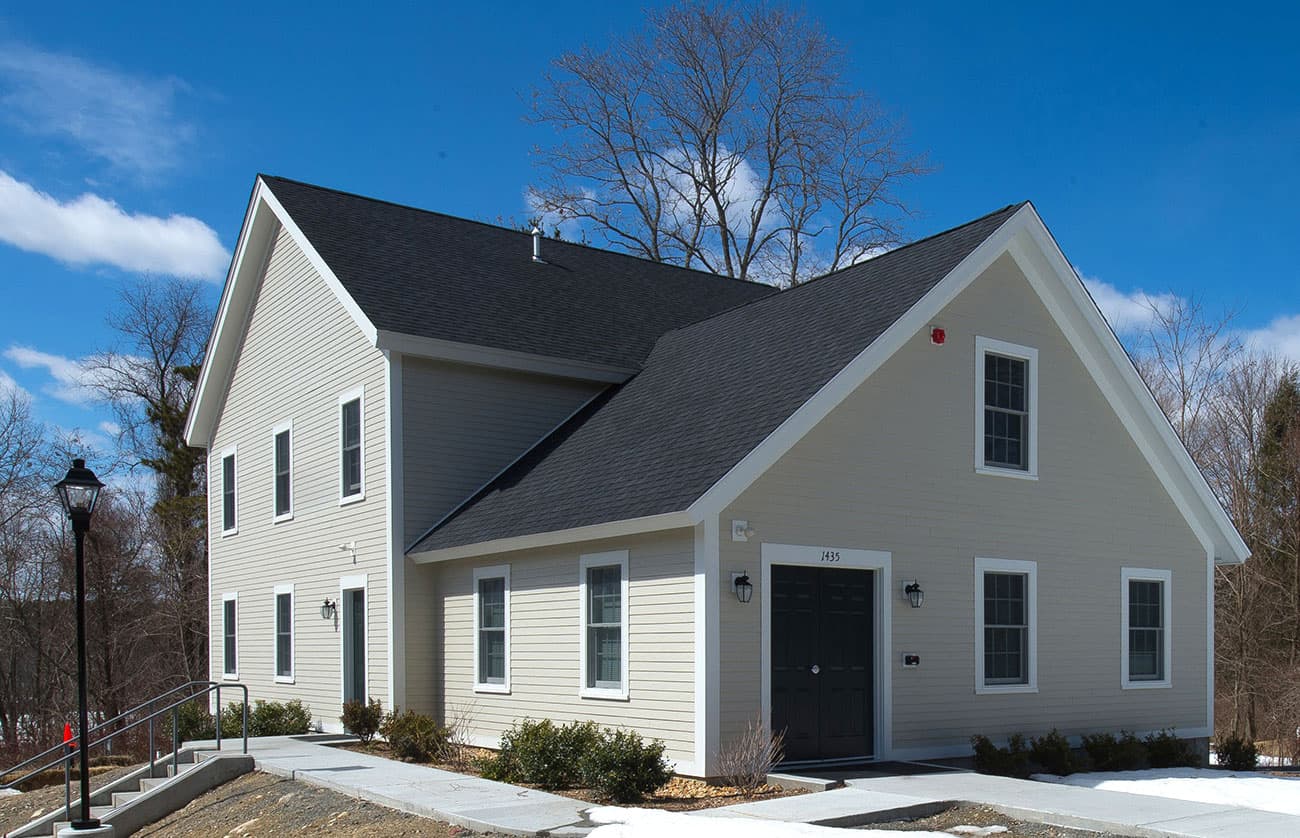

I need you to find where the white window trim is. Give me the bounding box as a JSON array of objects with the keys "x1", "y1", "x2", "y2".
[
  {"x1": 273, "y1": 583, "x2": 295, "y2": 683},
  {"x1": 219, "y1": 445, "x2": 238, "y2": 536},
  {"x1": 338, "y1": 385, "x2": 366, "y2": 505},
  {"x1": 221, "y1": 592, "x2": 239, "y2": 680},
  {"x1": 1122, "y1": 567, "x2": 1173, "y2": 689},
  {"x1": 974, "y1": 557, "x2": 1038, "y2": 694},
  {"x1": 579, "y1": 550, "x2": 630, "y2": 700},
  {"x1": 472, "y1": 565, "x2": 511, "y2": 694},
  {"x1": 271, "y1": 419, "x2": 294, "y2": 523},
  {"x1": 974, "y1": 336, "x2": 1039, "y2": 480}
]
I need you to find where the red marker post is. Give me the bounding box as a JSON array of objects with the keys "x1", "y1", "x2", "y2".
[{"x1": 63, "y1": 723, "x2": 74, "y2": 820}]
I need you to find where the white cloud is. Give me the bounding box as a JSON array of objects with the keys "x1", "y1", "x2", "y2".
[
  {"x1": 2, "y1": 346, "x2": 101, "y2": 407},
  {"x1": 1242, "y1": 313, "x2": 1300, "y2": 363},
  {"x1": 99, "y1": 420, "x2": 122, "y2": 437},
  {"x1": 0, "y1": 170, "x2": 229, "y2": 280},
  {"x1": 0, "y1": 42, "x2": 194, "y2": 176},
  {"x1": 1078, "y1": 272, "x2": 1179, "y2": 334},
  {"x1": 0, "y1": 367, "x2": 28, "y2": 400}
]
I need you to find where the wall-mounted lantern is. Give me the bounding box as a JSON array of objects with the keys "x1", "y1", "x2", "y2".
[
  {"x1": 903, "y1": 581, "x2": 924, "y2": 609},
  {"x1": 321, "y1": 598, "x2": 337, "y2": 620},
  {"x1": 733, "y1": 572, "x2": 754, "y2": 604}
]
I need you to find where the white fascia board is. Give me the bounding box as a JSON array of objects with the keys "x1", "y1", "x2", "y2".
[
  {"x1": 375, "y1": 330, "x2": 636, "y2": 384},
  {"x1": 1011, "y1": 214, "x2": 1249, "y2": 565},
  {"x1": 185, "y1": 177, "x2": 380, "y2": 449},
  {"x1": 688, "y1": 204, "x2": 1033, "y2": 520},
  {"x1": 407, "y1": 511, "x2": 694, "y2": 564}
]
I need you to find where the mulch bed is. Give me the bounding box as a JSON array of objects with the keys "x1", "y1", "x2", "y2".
[
  {"x1": 867, "y1": 802, "x2": 1127, "y2": 836},
  {"x1": 334, "y1": 741, "x2": 806, "y2": 811}
]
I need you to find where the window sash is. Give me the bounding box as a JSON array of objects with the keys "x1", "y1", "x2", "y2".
[
  {"x1": 221, "y1": 455, "x2": 236, "y2": 531},
  {"x1": 984, "y1": 353, "x2": 1029, "y2": 469},
  {"x1": 275, "y1": 593, "x2": 292, "y2": 677},
  {"x1": 341, "y1": 399, "x2": 362, "y2": 497},
  {"x1": 274, "y1": 430, "x2": 291, "y2": 516},
  {"x1": 1128, "y1": 579, "x2": 1165, "y2": 681},
  {"x1": 983, "y1": 572, "x2": 1028, "y2": 685},
  {"x1": 222, "y1": 599, "x2": 237, "y2": 675},
  {"x1": 585, "y1": 565, "x2": 623, "y2": 689},
  {"x1": 478, "y1": 628, "x2": 505, "y2": 684}
]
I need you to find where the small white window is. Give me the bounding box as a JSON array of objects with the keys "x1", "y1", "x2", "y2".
[
  {"x1": 473, "y1": 565, "x2": 510, "y2": 694},
  {"x1": 339, "y1": 387, "x2": 365, "y2": 503},
  {"x1": 222, "y1": 593, "x2": 238, "y2": 679},
  {"x1": 1122, "y1": 568, "x2": 1172, "y2": 689},
  {"x1": 579, "y1": 551, "x2": 629, "y2": 700},
  {"x1": 219, "y1": 447, "x2": 237, "y2": 535},
  {"x1": 274, "y1": 584, "x2": 294, "y2": 683},
  {"x1": 975, "y1": 337, "x2": 1038, "y2": 479},
  {"x1": 272, "y1": 420, "x2": 293, "y2": 521},
  {"x1": 974, "y1": 557, "x2": 1037, "y2": 694}
]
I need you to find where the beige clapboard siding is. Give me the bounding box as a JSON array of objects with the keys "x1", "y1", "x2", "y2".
[
  {"x1": 208, "y1": 226, "x2": 390, "y2": 725},
  {"x1": 420, "y1": 530, "x2": 696, "y2": 765},
  {"x1": 400, "y1": 357, "x2": 605, "y2": 545},
  {"x1": 719, "y1": 252, "x2": 1208, "y2": 755}
]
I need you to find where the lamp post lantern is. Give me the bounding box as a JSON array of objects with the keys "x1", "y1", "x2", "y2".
[{"x1": 55, "y1": 459, "x2": 104, "y2": 832}]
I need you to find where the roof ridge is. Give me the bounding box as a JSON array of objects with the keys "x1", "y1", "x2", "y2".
[{"x1": 257, "y1": 173, "x2": 777, "y2": 291}]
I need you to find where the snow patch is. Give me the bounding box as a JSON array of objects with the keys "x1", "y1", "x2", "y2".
[
  {"x1": 1034, "y1": 768, "x2": 1300, "y2": 816},
  {"x1": 950, "y1": 827, "x2": 1009, "y2": 836},
  {"x1": 585, "y1": 806, "x2": 953, "y2": 836}
]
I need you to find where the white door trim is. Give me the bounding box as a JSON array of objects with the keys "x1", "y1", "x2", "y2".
[
  {"x1": 340, "y1": 573, "x2": 368, "y2": 706},
  {"x1": 760, "y1": 542, "x2": 892, "y2": 762}
]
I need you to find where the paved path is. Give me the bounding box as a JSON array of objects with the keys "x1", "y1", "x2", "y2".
[{"x1": 197, "y1": 735, "x2": 592, "y2": 836}]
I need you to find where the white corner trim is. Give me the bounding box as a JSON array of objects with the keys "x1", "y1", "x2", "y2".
[
  {"x1": 974, "y1": 557, "x2": 1038, "y2": 695},
  {"x1": 694, "y1": 516, "x2": 720, "y2": 775},
  {"x1": 337, "y1": 384, "x2": 367, "y2": 505},
  {"x1": 408, "y1": 511, "x2": 693, "y2": 563},
  {"x1": 472, "y1": 564, "x2": 512, "y2": 694},
  {"x1": 273, "y1": 583, "x2": 295, "y2": 684},
  {"x1": 689, "y1": 205, "x2": 1032, "y2": 521},
  {"x1": 579, "y1": 550, "x2": 630, "y2": 701},
  {"x1": 270, "y1": 419, "x2": 294, "y2": 523},
  {"x1": 1206, "y1": 543, "x2": 1215, "y2": 733},
  {"x1": 974, "y1": 336, "x2": 1039, "y2": 479},
  {"x1": 218, "y1": 445, "x2": 238, "y2": 535},
  {"x1": 1121, "y1": 566, "x2": 1173, "y2": 689},
  {"x1": 375, "y1": 330, "x2": 635, "y2": 384},
  {"x1": 385, "y1": 351, "x2": 405, "y2": 708},
  {"x1": 759, "y1": 543, "x2": 892, "y2": 760},
  {"x1": 221, "y1": 592, "x2": 239, "y2": 680}
]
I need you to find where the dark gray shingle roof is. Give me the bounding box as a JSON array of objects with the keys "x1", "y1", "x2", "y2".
[
  {"x1": 261, "y1": 176, "x2": 778, "y2": 369},
  {"x1": 410, "y1": 203, "x2": 1024, "y2": 553}
]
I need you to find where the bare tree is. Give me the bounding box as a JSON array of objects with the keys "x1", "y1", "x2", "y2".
[{"x1": 528, "y1": 1, "x2": 930, "y2": 286}]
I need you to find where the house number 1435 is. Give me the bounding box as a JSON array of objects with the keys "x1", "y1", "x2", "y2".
[{"x1": 821, "y1": 550, "x2": 841, "y2": 562}]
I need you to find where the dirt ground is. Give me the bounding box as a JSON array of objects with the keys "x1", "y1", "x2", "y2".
[
  {"x1": 866, "y1": 803, "x2": 1122, "y2": 836},
  {"x1": 0, "y1": 763, "x2": 136, "y2": 836},
  {"x1": 135, "y1": 771, "x2": 494, "y2": 837}
]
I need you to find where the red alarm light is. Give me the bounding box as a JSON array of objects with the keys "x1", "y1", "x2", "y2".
[{"x1": 930, "y1": 327, "x2": 946, "y2": 345}]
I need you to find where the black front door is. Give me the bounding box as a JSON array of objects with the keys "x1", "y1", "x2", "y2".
[
  {"x1": 771, "y1": 565, "x2": 873, "y2": 762},
  {"x1": 343, "y1": 588, "x2": 365, "y2": 703}
]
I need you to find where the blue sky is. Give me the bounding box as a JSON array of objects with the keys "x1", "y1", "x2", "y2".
[{"x1": 1, "y1": 1, "x2": 1297, "y2": 449}]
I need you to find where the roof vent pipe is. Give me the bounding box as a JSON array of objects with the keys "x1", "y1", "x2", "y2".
[{"x1": 531, "y1": 226, "x2": 545, "y2": 263}]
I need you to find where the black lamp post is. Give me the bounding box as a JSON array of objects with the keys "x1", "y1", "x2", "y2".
[{"x1": 55, "y1": 459, "x2": 104, "y2": 831}]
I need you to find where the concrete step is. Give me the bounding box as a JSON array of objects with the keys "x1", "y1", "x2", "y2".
[
  {"x1": 165, "y1": 761, "x2": 198, "y2": 778},
  {"x1": 111, "y1": 789, "x2": 143, "y2": 807}
]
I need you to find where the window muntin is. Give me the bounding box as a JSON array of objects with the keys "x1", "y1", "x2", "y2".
[
  {"x1": 222, "y1": 594, "x2": 237, "y2": 677},
  {"x1": 983, "y1": 572, "x2": 1028, "y2": 684},
  {"x1": 1122, "y1": 568, "x2": 1171, "y2": 688},
  {"x1": 274, "y1": 588, "x2": 293, "y2": 681},
  {"x1": 220, "y1": 452, "x2": 237, "y2": 533},
  {"x1": 579, "y1": 551, "x2": 629, "y2": 699},
  {"x1": 984, "y1": 353, "x2": 1028, "y2": 470},
  {"x1": 341, "y1": 397, "x2": 362, "y2": 499},
  {"x1": 273, "y1": 425, "x2": 292, "y2": 519}
]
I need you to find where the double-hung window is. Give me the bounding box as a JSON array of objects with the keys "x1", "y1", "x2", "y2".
[
  {"x1": 274, "y1": 584, "x2": 294, "y2": 682},
  {"x1": 975, "y1": 337, "x2": 1038, "y2": 478},
  {"x1": 975, "y1": 557, "x2": 1037, "y2": 693},
  {"x1": 272, "y1": 420, "x2": 293, "y2": 521},
  {"x1": 339, "y1": 387, "x2": 364, "y2": 502},
  {"x1": 473, "y1": 566, "x2": 510, "y2": 693},
  {"x1": 1122, "y1": 568, "x2": 1172, "y2": 688},
  {"x1": 219, "y1": 447, "x2": 237, "y2": 535},
  {"x1": 221, "y1": 593, "x2": 238, "y2": 678},
  {"x1": 580, "y1": 551, "x2": 629, "y2": 699}
]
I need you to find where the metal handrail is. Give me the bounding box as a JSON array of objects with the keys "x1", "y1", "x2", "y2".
[
  {"x1": 0, "y1": 680, "x2": 226, "y2": 784},
  {"x1": 0, "y1": 681, "x2": 248, "y2": 803}
]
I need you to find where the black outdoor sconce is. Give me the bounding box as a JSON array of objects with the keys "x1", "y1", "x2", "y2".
[
  {"x1": 733, "y1": 572, "x2": 753, "y2": 604},
  {"x1": 321, "y1": 598, "x2": 337, "y2": 620},
  {"x1": 904, "y1": 580, "x2": 924, "y2": 608}
]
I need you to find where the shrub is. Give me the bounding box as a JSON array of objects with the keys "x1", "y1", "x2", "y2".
[
  {"x1": 1144, "y1": 729, "x2": 1201, "y2": 768},
  {"x1": 341, "y1": 698, "x2": 384, "y2": 744},
  {"x1": 1081, "y1": 731, "x2": 1146, "y2": 771},
  {"x1": 579, "y1": 728, "x2": 673, "y2": 803},
  {"x1": 218, "y1": 702, "x2": 251, "y2": 739},
  {"x1": 381, "y1": 709, "x2": 448, "y2": 762},
  {"x1": 163, "y1": 700, "x2": 215, "y2": 743},
  {"x1": 716, "y1": 715, "x2": 785, "y2": 794},
  {"x1": 971, "y1": 733, "x2": 1030, "y2": 777},
  {"x1": 230, "y1": 699, "x2": 314, "y2": 737},
  {"x1": 1029, "y1": 729, "x2": 1078, "y2": 776},
  {"x1": 443, "y1": 702, "x2": 479, "y2": 771},
  {"x1": 1214, "y1": 735, "x2": 1258, "y2": 771},
  {"x1": 493, "y1": 719, "x2": 602, "y2": 789}
]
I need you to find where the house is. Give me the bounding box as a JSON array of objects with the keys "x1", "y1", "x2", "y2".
[{"x1": 185, "y1": 175, "x2": 1248, "y2": 775}]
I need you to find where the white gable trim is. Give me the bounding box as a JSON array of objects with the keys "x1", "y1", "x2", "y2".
[
  {"x1": 408, "y1": 511, "x2": 694, "y2": 564},
  {"x1": 185, "y1": 177, "x2": 378, "y2": 448}
]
